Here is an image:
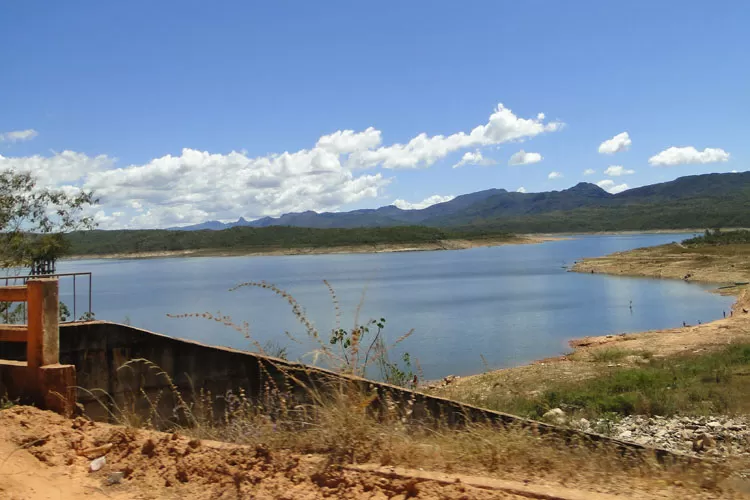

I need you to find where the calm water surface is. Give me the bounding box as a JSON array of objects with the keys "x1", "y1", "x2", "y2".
[{"x1": 57, "y1": 233, "x2": 735, "y2": 379}]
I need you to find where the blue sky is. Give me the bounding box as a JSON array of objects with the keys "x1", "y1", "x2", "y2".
[{"x1": 1, "y1": 1, "x2": 747, "y2": 228}]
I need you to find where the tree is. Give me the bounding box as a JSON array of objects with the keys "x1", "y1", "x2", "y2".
[{"x1": 0, "y1": 169, "x2": 97, "y2": 270}]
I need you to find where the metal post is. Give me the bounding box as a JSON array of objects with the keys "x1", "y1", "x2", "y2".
[{"x1": 73, "y1": 274, "x2": 77, "y2": 321}]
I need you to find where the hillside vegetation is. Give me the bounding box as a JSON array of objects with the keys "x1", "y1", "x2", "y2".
[
  {"x1": 683, "y1": 229, "x2": 750, "y2": 246},
  {"x1": 174, "y1": 171, "x2": 750, "y2": 231},
  {"x1": 65, "y1": 225, "x2": 515, "y2": 255}
]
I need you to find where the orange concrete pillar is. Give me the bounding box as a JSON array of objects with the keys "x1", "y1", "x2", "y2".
[{"x1": 26, "y1": 279, "x2": 59, "y2": 369}]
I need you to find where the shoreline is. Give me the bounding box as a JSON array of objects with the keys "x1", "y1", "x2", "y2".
[
  {"x1": 63, "y1": 235, "x2": 564, "y2": 261},
  {"x1": 61, "y1": 229, "x2": 737, "y2": 262},
  {"x1": 431, "y1": 242, "x2": 750, "y2": 391}
]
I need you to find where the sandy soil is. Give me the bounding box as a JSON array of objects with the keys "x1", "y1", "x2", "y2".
[
  {"x1": 2, "y1": 405, "x2": 725, "y2": 500},
  {"x1": 570, "y1": 243, "x2": 750, "y2": 286},
  {"x1": 0, "y1": 406, "x2": 538, "y2": 500},
  {"x1": 64, "y1": 235, "x2": 562, "y2": 261}
]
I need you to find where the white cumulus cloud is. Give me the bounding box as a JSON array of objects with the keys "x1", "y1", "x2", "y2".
[
  {"x1": 0, "y1": 150, "x2": 114, "y2": 187},
  {"x1": 508, "y1": 150, "x2": 543, "y2": 166},
  {"x1": 596, "y1": 179, "x2": 629, "y2": 194},
  {"x1": 604, "y1": 165, "x2": 635, "y2": 177},
  {"x1": 83, "y1": 148, "x2": 390, "y2": 228},
  {"x1": 516, "y1": 187, "x2": 527, "y2": 193},
  {"x1": 349, "y1": 103, "x2": 562, "y2": 169},
  {"x1": 583, "y1": 168, "x2": 596, "y2": 176},
  {"x1": 598, "y1": 132, "x2": 631, "y2": 155},
  {"x1": 0, "y1": 129, "x2": 38, "y2": 143},
  {"x1": 315, "y1": 127, "x2": 382, "y2": 153},
  {"x1": 392, "y1": 194, "x2": 455, "y2": 210},
  {"x1": 548, "y1": 171, "x2": 563, "y2": 179},
  {"x1": 453, "y1": 150, "x2": 496, "y2": 168},
  {"x1": 648, "y1": 146, "x2": 730, "y2": 166},
  {"x1": 1, "y1": 103, "x2": 563, "y2": 229}
]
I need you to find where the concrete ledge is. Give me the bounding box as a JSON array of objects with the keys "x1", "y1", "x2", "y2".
[{"x1": 0, "y1": 361, "x2": 76, "y2": 417}]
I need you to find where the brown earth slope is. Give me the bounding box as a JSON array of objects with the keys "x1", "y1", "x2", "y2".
[{"x1": 2, "y1": 405, "x2": 746, "y2": 499}]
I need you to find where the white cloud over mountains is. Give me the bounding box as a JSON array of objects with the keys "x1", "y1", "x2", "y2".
[
  {"x1": 598, "y1": 132, "x2": 631, "y2": 154},
  {"x1": 583, "y1": 169, "x2": 595, "y2": 176},
  {"x1": 548, "y1": 171, "x2": 563, "y2": 179},
  {"x1": 508, "y1": 150, "x2": 542, "y2": 166},
  {"x1": 392, "y1": 194, "x2": 455, "y2": 210},
  {"x1": 604, "y1": 165, "x2": 634, "y2": 176},
  {"x1": 648, "y1": 146, "x2": 730, "y2": 166},
  {"x1": 0, "y1": 129, "x2": 38, "y2": 143},
  {"x1": 596, "y1": 179, "x2": 629, "y2": 194},
  {"x1": 2, "y1": 104, "x2": 561, "y2": 228}
]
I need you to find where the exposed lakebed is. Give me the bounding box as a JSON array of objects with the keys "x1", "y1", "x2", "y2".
[{"x1": 58, "y1": 233, "x2": 735, "y2": 380}]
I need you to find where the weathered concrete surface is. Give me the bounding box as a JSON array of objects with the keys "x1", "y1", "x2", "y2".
[
  {"x1": 0, "y1": 321, "x2": 691, "y2": 462},
  {"x1": 0, "y1": 361, "x2": 76, "y2": 416},
  {"x1": 0, "y1": 279, "x2": 73, "y2": 416},
  {"x1": 26, "y1": 279, "x2": 60, "y2": 369}
]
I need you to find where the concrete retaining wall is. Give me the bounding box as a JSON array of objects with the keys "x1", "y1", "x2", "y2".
[{"x1": 0, "y1": 321, "x2": 682, "y2": 461}]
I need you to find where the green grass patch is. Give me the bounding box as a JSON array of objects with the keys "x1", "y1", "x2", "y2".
[
  {"x1": 588, "y1": 348, "x2": 631, "y2": 363},
  {"x1": 480, "y1": 343, "x2": 750, "y2": 420}
]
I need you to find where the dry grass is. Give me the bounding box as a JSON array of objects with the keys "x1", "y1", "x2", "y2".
[{"x1": 76, "y1": 356, "x2": 748, "y2": 497}]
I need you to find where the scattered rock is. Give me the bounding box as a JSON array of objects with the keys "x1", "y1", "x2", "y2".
[
  {"x1": 618, "y1": 430, "x2": 633, "y2": 440},
  {"x1": 577, "y1": 418, "x2": 590, "y2": 431},
  {"x1": 693, "y1": 433, "x2": 716, "y2": 453},
  {"x1": 602, "y1": 415, "x2": 750, "y2": 458},
  {"x1": 106, "y1": 471, "x2": 124, "y2": 485},
  {"x1": 542, "y1": 408, "x2": 566, "y2": 425},
  {"x1": 89, "y1": 456, "x2": 106, "y2": 472}
]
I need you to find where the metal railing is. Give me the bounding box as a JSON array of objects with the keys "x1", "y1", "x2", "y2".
[{"x1": 1, "y1": 272, "x2": 92, "y2": 323}]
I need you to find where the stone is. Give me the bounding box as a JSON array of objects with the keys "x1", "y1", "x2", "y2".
[
  {"x1": 90, "y1": 456, "x2": 106, "y2": 472},
  {"x1": 692, "y1": 433, "x2": 716, "y2": 453},
  {"x1": 542, "y1": 408, "x2": 566, "y2": 425},
  {"x1": 618, "y1": 430, "x2": 633, "y2": 440},
  {"x1": 107, "y1": 472, "x2": 124, "y2": 485}
]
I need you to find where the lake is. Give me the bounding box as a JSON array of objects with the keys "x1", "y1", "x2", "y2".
[{"x1": 57, "y1": 233, "x2": 735, "y2": 380}]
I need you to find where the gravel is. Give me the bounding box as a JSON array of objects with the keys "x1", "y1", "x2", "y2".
[{"x1": 577, "y1": 414, "x2": 750, "y2": 458}]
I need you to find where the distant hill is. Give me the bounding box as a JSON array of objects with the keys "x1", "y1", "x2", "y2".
[
  {"x1": 170, "y1": 188, "x2": 508, "y2": 230},
  {"x1": 171, "y1": 171, "x2": 750, "y2": 231}
]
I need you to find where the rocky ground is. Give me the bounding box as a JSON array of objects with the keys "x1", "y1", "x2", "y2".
[{"x1": 606, "y1": 415, "x2": 750, "y2": 459}]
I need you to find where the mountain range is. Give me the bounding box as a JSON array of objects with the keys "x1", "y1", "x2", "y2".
[{"x1": 171, "y1": 171, "x2": 750, "y2": 232}]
